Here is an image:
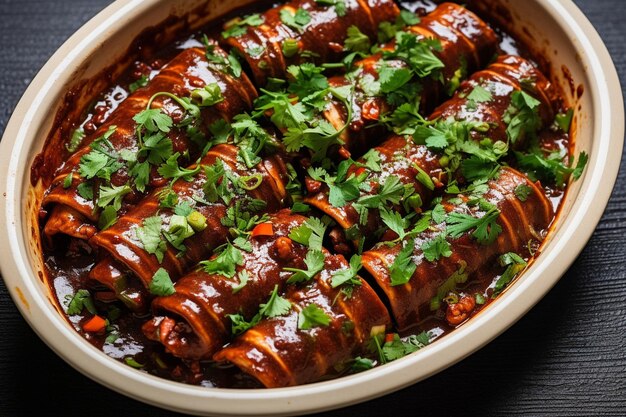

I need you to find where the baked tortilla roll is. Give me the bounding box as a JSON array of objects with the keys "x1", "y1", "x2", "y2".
[
  {"x1": 361, "y1": 167, "x2": 553, "y2": 331},
  {"x1": 42, "y1": 44, "x2": 257, "y2": 242},
  {"x1": 325, "y1": 2, "x2": 499, "y2": 156},
  {"x1": 305, "y1": 54, "x2": 557, "y2": 249},
  {"x1": 223, "y1": 0, "x2": 399, "y2": 86},
  {"x1": 213, "y1": 262, "x2": 391, "y2": 387},
  {"x1": 142, "y1": 210, "x2": 312, "y2": 360},
  {"x1": 88, "y1": 144, "x2": 289, "y2": 304}
]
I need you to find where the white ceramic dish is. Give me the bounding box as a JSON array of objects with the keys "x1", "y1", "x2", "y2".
[{"x1": 0, "y1": 0, "x2": 622, "y2": 415}]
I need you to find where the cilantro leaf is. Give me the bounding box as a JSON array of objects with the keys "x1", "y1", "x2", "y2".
[
  {"x1": 555, "y1": 109, "x2": 573, "y2": 132},
  {"x1": 331, "y1": 255, "x2": 363, "y2": 288},
  {"x1": 362, "y1": 149, "x2": 382, "y2": 172},
  {"x1": 136, "y1": 216, "x2": 167, "y2": 262},
  {"x1": 259, "y1": 284, "x2": 291, "y2": 317},
  {"x1": 431, "y1": 203, "x2": 447, "y2": 224},
  {"x1": 504, "y1": 90, "x2": 541, "y2": 143},
  {"x1": 380, "y1": 208, "x2": 410, "y2": 241},
  {"x1": 66, "y1": 289, "x2": 97, "y2": 315},
  {"x1": 221, "y1": 14, "x2": 264, "y2": 39},
  {"x1": 378, "y1": 65, "x2": 412, "y2": 94},
  {"x1": 288, "y1": 217, "x2": 328, "y2": 251},
  {"x1": 344, "y1": 25, "x2": 371, "y2": 53},
  {"x1": 97, "y1": 184, "x2": 131, "y2": 211},
  {"x1": 227, "y1": 284, "x2": 290, "y2": 335},
  {"x1": 285, "y1": 250, "x2": 325, "y2": 284},
  {"x1": 446, "y1": 206, "x2": 502, "y2": 245},
  {"x1": 514, "y1": 184, "x2": 532, "y2": 202},
  {"x1": 280, "y1": 8, "x2": 311, "y2": 32},
  {"x1": 358, "y1": 175, "x2": 406, "y2": 208},
  {"x1": 133, "y1": 108, "x2": 172, "y2": 133},
  {"x1": 382, "y1": 332, "x2": 430, "y2": 361},
  {"x1": 421, "y1": 233, "x2": 452, "y2": 262},
  {"x1": 79, "y1": 151, "x2": 112, "y2": 180},
  {"x1": 98, "y1": 206, "x2": 118, "y2": 230},
  {"x1": 315, "y1": 0, "x2": 346, "y2": 16},
  {"x1": 158, "y1": 153, "x2": 201, "y2": 182},
  {"x1": 467, "y1": 85, "x2": 493, "y2": 103},
  {"x1": 232, "y1": 270, "x2": 250, "y2": 294},
  {"x1": 199, "y1": 242, "x2": 244, "y2": 278},
  {"x1": 389, "y1": 240, "x2": 417, "y2": 286},
  {"x1": 516, "y1": 149, "x2": 588, "y2": 187},
  {"x1": 149, "y1": 268, "x2": 176, "y2": 296},
  {"x1": 493, "y1": 252, "x2": 527, "y2": 296},
  {"x1": 298, "y1": 304, "x2": 331, "y2": 330}
]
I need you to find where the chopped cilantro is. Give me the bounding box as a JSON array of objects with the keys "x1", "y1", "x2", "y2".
[
  {"x1": 289, "y1": 217, "x2": 326, "y2": 251},
  {"x1": 331, "y1": 255, "x2": 363, "y2": 288},
  {"x1": 280, "y1": 8, "x2": 311, "y2": 32},
  {"x1": 136, "y1": 216, "x2": 167, "y2": 263},
  {"x1": 221, "y1": 14, "x2": 264, "y2": 39},
  {"x1": 421, "y1": 233, "x2": 452, "y2": 262},
  {"x1": 149, "y1": 268, "x2": 176, "y2": 296},
  {"x1": 344, "y1": 25, "x2": 371, "y2": 53},
  {"x1": 199, "y1": 242, "x2": 244, "y2": 278},
  {"x1": 350, "y1": 356, "x2": 375, "y2": 372},
  {"x1": 315, "y1": 0, "x2": 346, "y2": 16},
  {"x1": 514, "y1": 184, "x2": 532, "y2": 202},
  {"x1": 430, "y1": 261, "x2": 468, "y2": 311},
  {"x1": 232, "y1": 270, "x2": 250, "y2": 294},
  {"x1": 190, "y1": 83, "x2": 224, "y2": 107},
  {"x1": 96, "y1": 184, "x2": 131, "y2": 211},
  {"x1": 228, "y1": 285, "x2": 291, "y2": 335},
  {"x1": 357, "y1": 175, "x2": 406, "y2": 208},
  {"x1": 381, "y1": 332, "x2": 430, "y2": 361},
  {"x1": 66, "y1": 289, "x2": 97, "y2": 315},
  {"x1": 493, "y1": 252, "x2": 527, "y2": 296},
  {"x1": 98, "y1": 206, "x2": 118, "y2": 230},
  {"x1": 467, "y1": 85, "x2": 493, "y2": 104},
  {"x1": 285, "y1": 250, "x2": 325, "y2": 284},
  {"x1": 380, "y1": 208, "x2": 410, "y2": 241},
  {"x1": 259, "y1": 284, "x2": 292, "y2": 317},
  {"x1": 555, "y1": 109, "x2": 573, "y2": 132},
  {"x1": 389, "y1": 240, "x2": 417, "y2": 286},
  {"x1": 503, "y1": 90, "x2": 542, "y2": 144},
  {"x1": 446, "y1": 205, "x2": 502, "y2": 245},
  {"x1": 516, "y1": 148, "x2": 588, "y2": 188},
  {"x1": 128, "y1": 75, "x2": 149, "y2": 93},
  {"x1": 298, "y1": 303, "x2": 331, "y2": 330},
  {"x1": 282, "y1": 39, "x2": 300, "y2": 57}
]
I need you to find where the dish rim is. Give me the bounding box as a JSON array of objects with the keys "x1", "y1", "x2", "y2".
[{"x1": 0, "y1": 0, "x2": 623, "y2": 415}]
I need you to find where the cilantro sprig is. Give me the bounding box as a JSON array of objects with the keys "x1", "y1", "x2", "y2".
[{"x1": 227, "y1": 285, "x2": 291, "y2": 335}]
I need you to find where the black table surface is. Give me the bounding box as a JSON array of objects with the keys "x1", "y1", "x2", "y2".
[{"x1": 1, "y1": 0, "x2": 625, "y2": 415}]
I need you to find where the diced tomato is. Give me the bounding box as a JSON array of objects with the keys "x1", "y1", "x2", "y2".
[
  {"x1": 251, "y1": 223, "x2": 274, "y2": 237},
  {"x1": 362, "y1": 99, "x2": 381, "y2": 121},
  {"x1": 83, "y1": 315, "x2": 107, "y2": 333}
]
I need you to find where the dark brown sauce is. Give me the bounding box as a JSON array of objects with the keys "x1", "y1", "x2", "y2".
[{"x1": 40, "y1": 0, "x2": 573, "y2": 388}]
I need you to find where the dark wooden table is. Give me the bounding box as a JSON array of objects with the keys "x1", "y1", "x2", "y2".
[{"x1": 1, "y1": 1, "x2": 625, "y2": 415}]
